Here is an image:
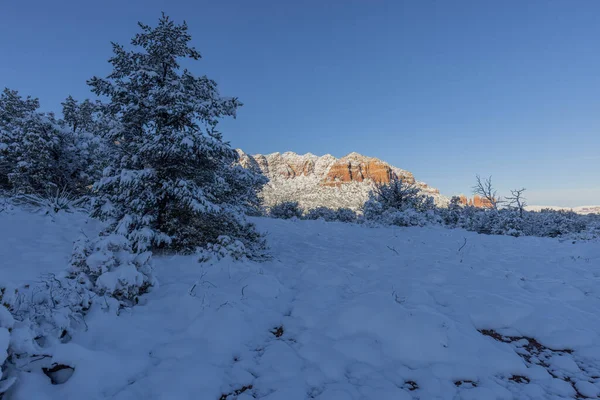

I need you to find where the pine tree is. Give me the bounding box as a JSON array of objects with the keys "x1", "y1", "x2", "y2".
[
  {"x1": 0, "y1": 88, "x2": 88, "y2": 196},
  {"x1": 443, "y1": 195, "x2": 463, "y2": 226},
  {"x1": 61, "y1": 96, "x2": 98, "y2": 134},
  {"x1": 59, "y1": 96, "x2": 110, "y2": 189},
  {"x1": 87, "y1": 14, "x2": 266, "y2": 255},
  {"x1": 363, "y1": 178, "x2": 432, "y2": 216}
]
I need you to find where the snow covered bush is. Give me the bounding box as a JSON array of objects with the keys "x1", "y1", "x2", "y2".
[
  {"x1": 363, "y1": 178, "x2": 435, "y2": 216},
  {"x1": 86, "y1": 14, "x2": 266, "y2": 257},
  {"x1": 0, "y1": 301, "x2": 15, "y2": 397},
  {"x1": 440, "y1": 196, "x2": 463, "y2": 226},
  {"x1": 160, "y1": 210, "x2": 267, "y2": 256},
  {"x1": 304, "y1": 206, "x2": 337, "y2": 221},
  {"x1": 525, "y1": 209, "x2": 587, "y2": 238},
  {"x1": 0, "y1": 274, "x2": 94, "y2": 394},
  {"x1": 0, "y1": 89, "x2": 75, "y2": 195},
  {"x1": 196, "y1": 235, "x2": 261, "y2": 263},
  {"x1": 469, "y1": 209, "x2": 524, "y2": 236},
  {"x1": 335, "y1": 207, "x2": 358, "y2": 222},
  {"x1": 69, "y1": 234, "x2": 155, "y2": 308},
  {"x1": 378, "y1": 208, "x2": 426, "y2": 227},
  {"x1": 363, "y1": 178, "x2": 438, "y2": 226},
  {"x1": 0, "y1": 89, "x2": 106, "y2": 207},
  {"x1": 304, "y1": 206, "x2": 357, "y2": 222},
  {"x1": 269, "y1": 201, "x2": 303, "y2": 219},
  {"x1": 456, "y1": 207, "x2": 590, "y2": 239},
  {"x1": 58, "y1": 96, "x2": 111, "y2": 188},
  {"x1": 10, "y1": 186, "x2": 88, "y2": 214}
]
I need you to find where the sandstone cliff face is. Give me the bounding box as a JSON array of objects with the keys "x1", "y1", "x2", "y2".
[
  {"x1": 237, "y1": 150, "x2": 445, "y2": 211},
  {"x1": 322, "y1": 152, "x2": 416, "y2": 186},
  {"x1": 459, "y1": 195, "x2": 494, "y2": 208}
]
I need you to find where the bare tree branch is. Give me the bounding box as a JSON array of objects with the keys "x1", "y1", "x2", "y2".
[
  {"x1": 506, "y1": 188, "x2": 527, "y2": 218},
  {"x1": 472, "y1": 175, "x2": 501, "y2": 211}
]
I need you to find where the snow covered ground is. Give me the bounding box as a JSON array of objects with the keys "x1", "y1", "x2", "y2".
[
  {"x1": 3, "y1": 211, "x2": 600, "y2": 399},
  {"x1": 0, "y1": 206, "x2": 102, "y2": 286}
]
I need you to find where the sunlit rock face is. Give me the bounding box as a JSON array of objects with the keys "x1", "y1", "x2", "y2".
[{"x1": 237, "y1": 150, "x2": 447, "y2": 211}]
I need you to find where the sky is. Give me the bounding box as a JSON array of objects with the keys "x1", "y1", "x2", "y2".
[{"x1": 1, "y1": 1, "x2": 599, "y2": 207}]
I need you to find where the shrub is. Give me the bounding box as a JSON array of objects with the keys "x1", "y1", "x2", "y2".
[
  {"x1": 269, "y1": 201, "x2": 303, "y2": 219},
  {"x1": 335, "y1": 207, "x2": 357, "y2": 223},
  {"x1": 304, "y1": 206, "x2": 337, "y2": 221},
  {"x1": 68, "y1": 234, "x2": 156, "y2": 308},
  {"x1": 10, "y1": 185, "x2": 88, "y2": 214},
  {"x1": 0, "y1": 273, "x2": 94, "y2": 394},
  {"x1": 363, "y1": 178, "x2": 437, "y2": 225}
]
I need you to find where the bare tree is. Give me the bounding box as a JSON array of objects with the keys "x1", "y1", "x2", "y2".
[
  {"x1": 472, "y1": 175, "x2": 501, "y2": 211},
  {"x1": 506, "y1": 188, "x2": 527, "y2": 218}
]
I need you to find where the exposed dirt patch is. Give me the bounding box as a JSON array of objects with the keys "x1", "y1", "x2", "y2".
[
  {"x1": 42, "y1": 364, "x2": 75, "y2": 385},
  {"x1": 454, "y1": 379, "x2": 478, "y2": 388},
  {"x1": 479, "y1": 329, "x2": 592, "y2": 399},
  {"x1": 508, "y1": 375, "x2": 531, "y2": 384},
  {"x1": 219, "y1": 384, "x2": 253, "y2": 400},
  {"x1": 270, "y1": 326, "x2": 284, "y2": 338}
]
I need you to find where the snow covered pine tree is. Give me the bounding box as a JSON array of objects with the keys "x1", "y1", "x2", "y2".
[
  {"x1": 58, "y1": 96, "x2": 113, "y2": 191},
  {"x1": 0, "y1": 89, "x2": 95, "y2": 200},
  {"x1": 85, "y1": 13, "x2": 266, "y2": 256}
]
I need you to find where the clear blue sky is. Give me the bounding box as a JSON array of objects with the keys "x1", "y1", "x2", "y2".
[{"x1": 2, "y1": 1, "x2": 599, "y2": 206}]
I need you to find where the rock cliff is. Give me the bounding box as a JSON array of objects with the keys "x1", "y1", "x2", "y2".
[{"x1": 237, "y1": 150, "x2": 446, "y2": 211}]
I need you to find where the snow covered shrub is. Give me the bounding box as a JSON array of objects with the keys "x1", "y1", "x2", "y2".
[
  {"x1": 160, "y1": 209, "x2": 267, "y2": 255},
  {"x1": 304, "y1": 206, "x2": 337, "y2": 221},
  {"x1": 456, "y1": 207, "x2": 589, "y2": 239},
  {"x1": 68, "y1": 234, "x2": 155, "y2": 308},
  {"x1": 584, "y1": 213, "x2": 600, "y2": 238},
  {"x1": 0, "y1": 89, "x2": 95, "y2": 197},
  {"x1": 335, "y1": 207, "x2": 358, "y2": 222},
  {"x1": 526, "y1": 209, "x2": 587, "y2": 238},
  {"x1": 0, "y1": 273, "x2": 95, "y2": 394},
  {"x1": 197, "y1": 235, "x2": 258, "y2": 263},
  {"x1": 58, "y1": 96, "x2": 111, "y2": 187},
  {"x1": 441, "y1": 196, "x2": 463, "y2": 226},
  {"x1": 269, "y1": 201, "x2": 303, "y2": 219},
  {"x1": 363, "y1": 178, "x2": 437, "y2": 226},
  {"x1": 494, "y1": 210, "x2": 525, "y2": 237},
  {"x1": 10, "y1": 185, "x2": 88, "y2": 214},
  {"x1": 465, "y1": 209, "x2": 502, "y2": 235},
  {"x1": 0, "y1": 301, "x2": 15, "y2": 397},
  {"x1": 363, "y1": 178, "x2": 434, "y2": 216},
  {"x1": 87, "y1": 14, "x2": 266, "y2": 258},
  {"x1": 2, "y1": 278, "x2": 90, "y2": 348},
  {"x1": 463, "y1": 209, "x2": 524, "y2": 236},
  {"x1": 380, "y1": 208, "x2": 425, "y2": 227},
  {"x1": 304, "y1": 206, "x2": 357, "y2": 222}
]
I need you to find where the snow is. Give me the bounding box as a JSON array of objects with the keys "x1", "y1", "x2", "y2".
[
  {"x1": 0, "y1": 328, "x2": 8, "y2": 365},
  {"x1": 3, "y1": 213, "x2": 600, "y2": 399},
  {"x1": 0, "y1": 206, "x2": 102, "y2": 286}
]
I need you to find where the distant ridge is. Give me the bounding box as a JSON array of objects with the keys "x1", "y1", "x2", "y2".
[
  {"x1": 525, "y1": 205, "x2": 600, "y2": 215},
  {"x1": 236, "y1": 150, "x2": 448, "y2": 211}
]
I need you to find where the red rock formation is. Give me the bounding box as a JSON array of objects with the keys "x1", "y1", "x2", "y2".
[
  {"x1": 459, "y1": 195, "x2": 494, "y2": 208},
  {"x1": 235, "y1": 150, "x2": 448, "y2": 208},
  {"x1": 322, "y1": 153, "x2": 415, "y2": 187},
  {"x1": 287, "y1": 159, "x2": 315, "y2": 178},
  {"x1": 474, "y1": 195, "x2": 494, "y2": 208}
]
